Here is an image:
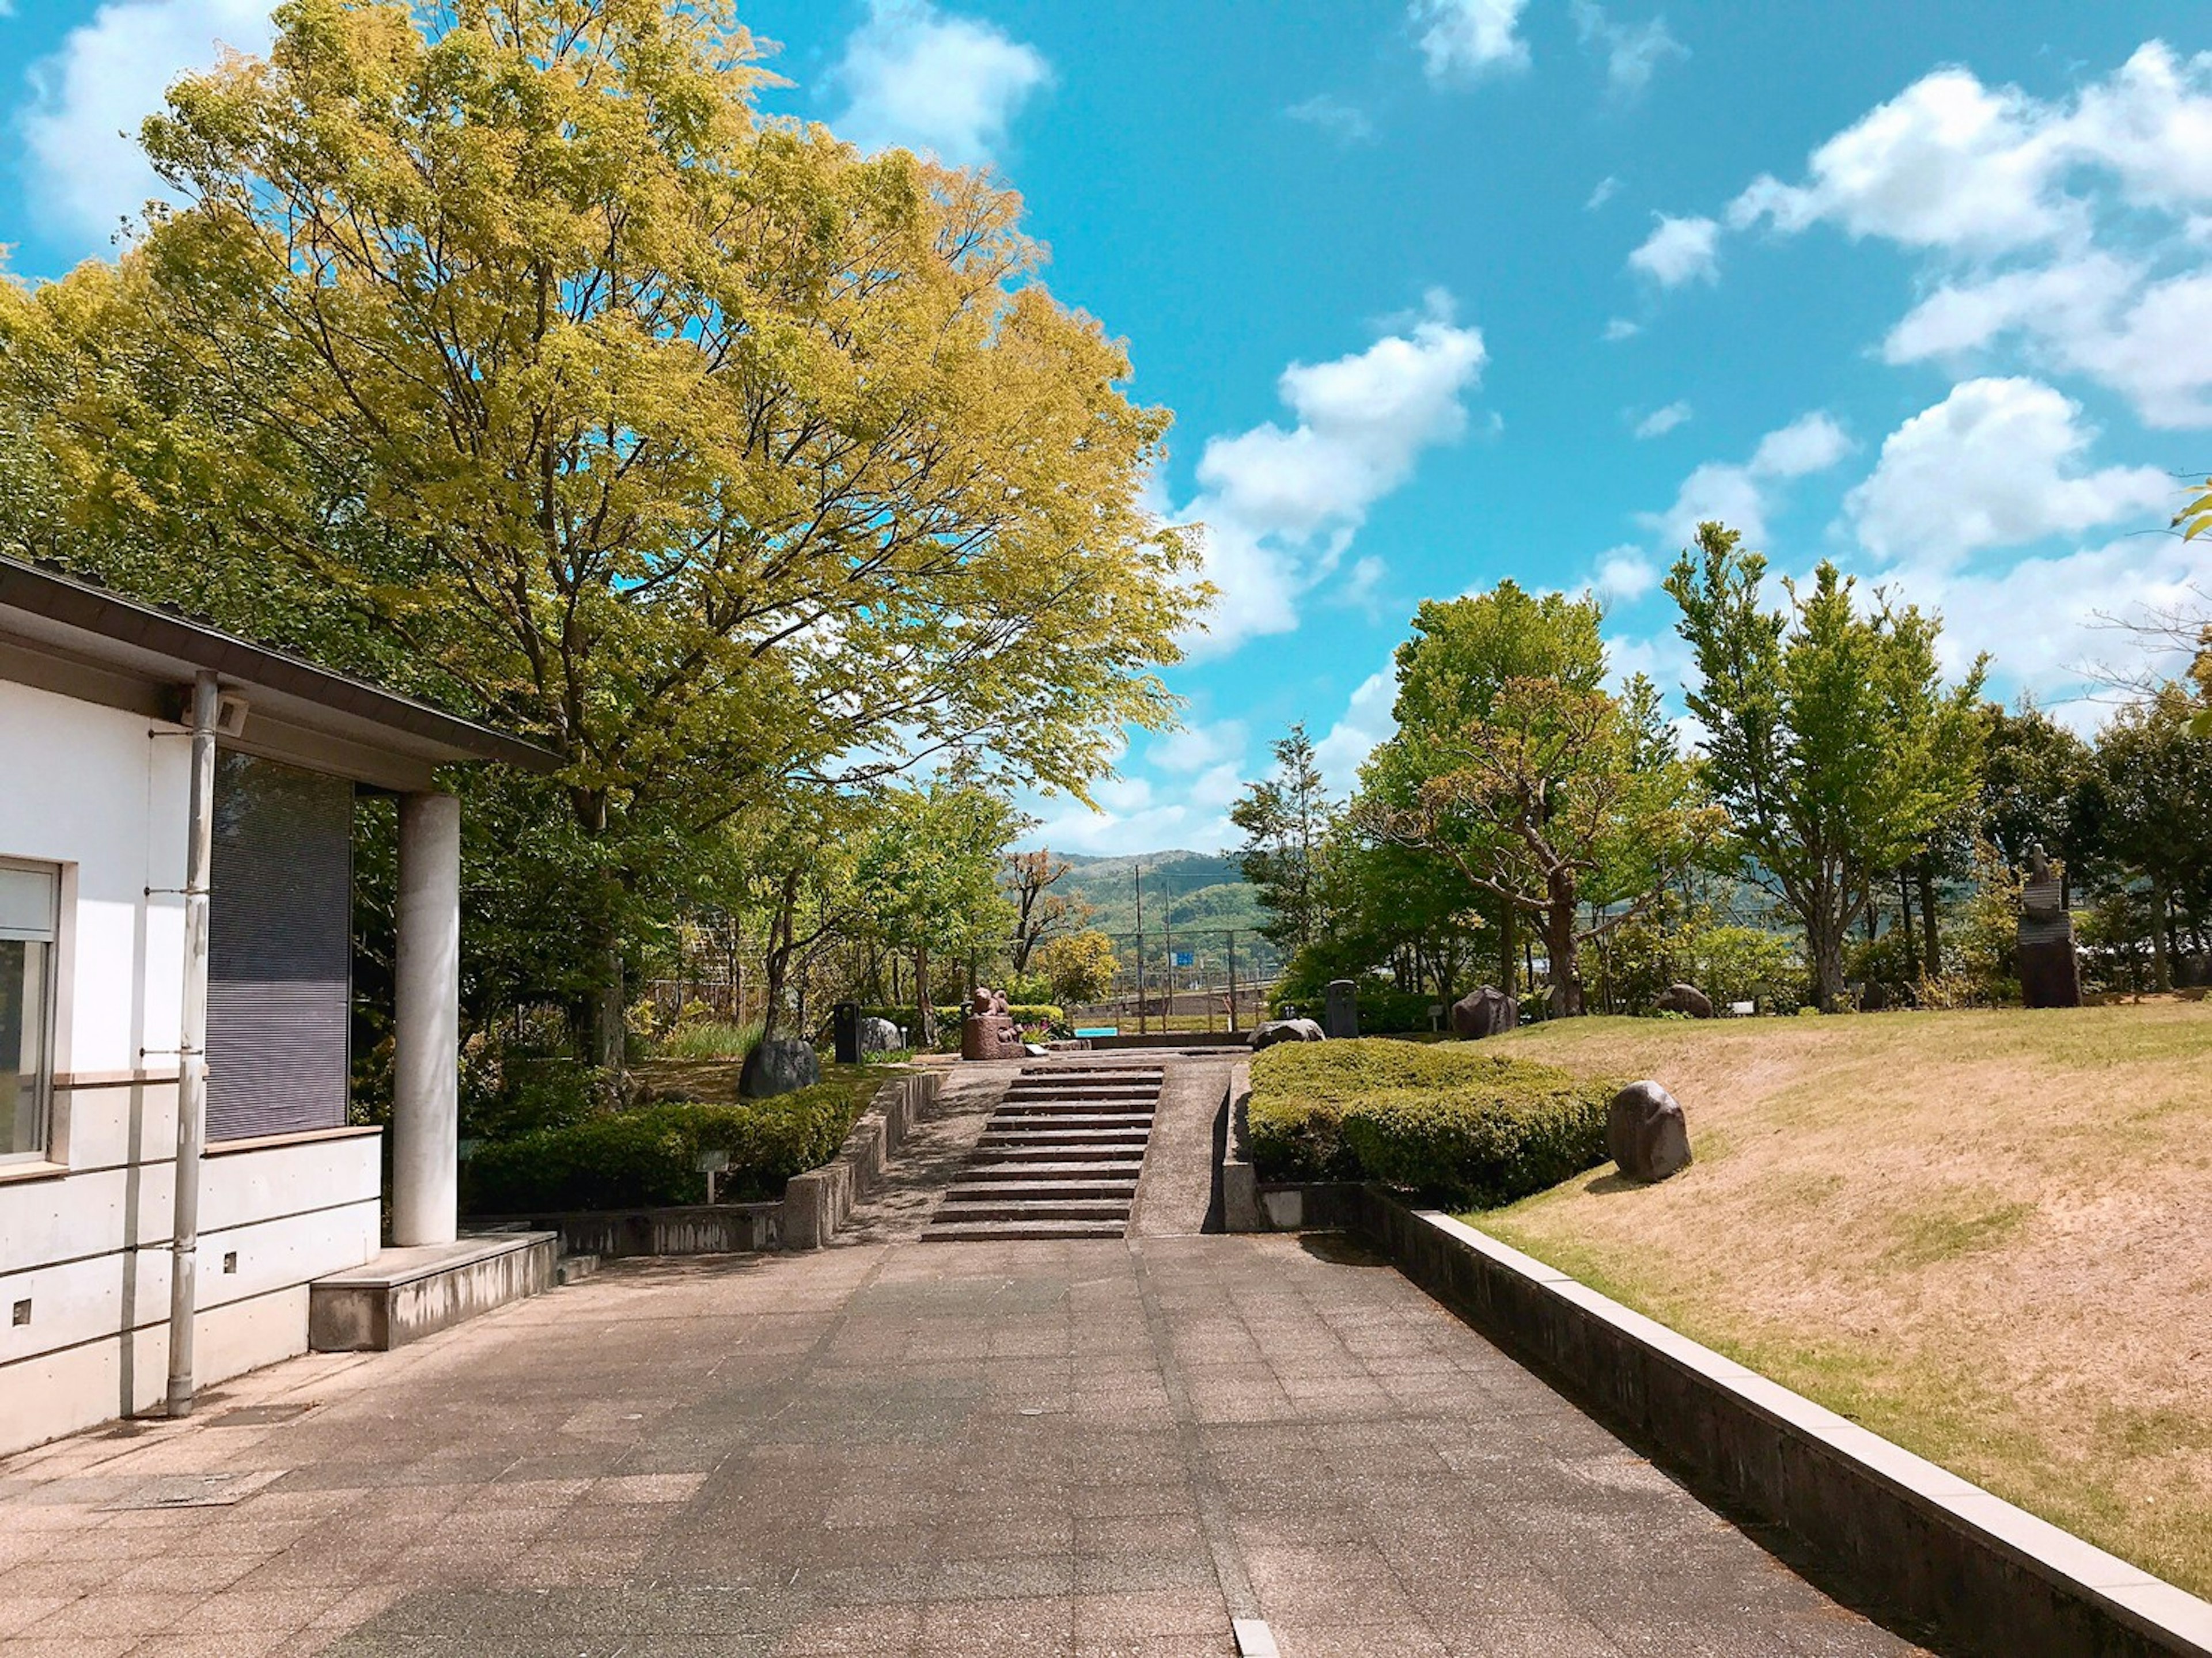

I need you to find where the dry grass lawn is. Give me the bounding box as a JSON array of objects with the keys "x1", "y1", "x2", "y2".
[{"x1": 1477, "y1": 1004, "x2": 2212, "y2": 1598}]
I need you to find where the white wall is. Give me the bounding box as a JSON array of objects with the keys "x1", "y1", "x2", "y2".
[{"x1": 0, "y1": 680, "x2": 380, "y2": 1455}]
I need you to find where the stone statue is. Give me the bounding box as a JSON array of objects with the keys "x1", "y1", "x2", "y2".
[
  {"x1": 2016, "y1": 840, "x2": 2081, "y2": 1008},
  {"x1": 961, "y1": 985, "x2": 1025, "y2": 1061}
]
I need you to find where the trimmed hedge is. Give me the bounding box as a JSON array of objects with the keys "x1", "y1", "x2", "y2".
[
  {"x1": 463, "y1": 1080, "x2": 874, "y2": 1213},
  {"x1": 1248, "y1": 1038, "x2": 1616, "y2": 1207}
]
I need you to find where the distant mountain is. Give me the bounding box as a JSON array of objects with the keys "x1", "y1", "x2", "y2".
[{"x1": 1048, "y1": 849, "x2": 1275, "y2": 950}]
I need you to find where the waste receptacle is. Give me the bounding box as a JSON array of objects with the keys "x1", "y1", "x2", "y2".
[{"x1": 831, "y1": 1000, "x2": 861, "y2": 1065}]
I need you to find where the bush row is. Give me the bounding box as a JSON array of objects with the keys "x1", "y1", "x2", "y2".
[
  {"x1": 1247, "y1": 1038, "x2": 1616, "y2": 1208},
  {"x1": 463, "y1": 1079, "x2": 874, "y2": 1213}
]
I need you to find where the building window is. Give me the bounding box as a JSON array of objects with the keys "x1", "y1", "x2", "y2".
[{"x1": 0, "y1": 862, "x2": 59, "y2": 1163}]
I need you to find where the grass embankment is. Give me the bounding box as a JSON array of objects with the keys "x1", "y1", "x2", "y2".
[{"x1": 1475, "y1": 1006, "x2": 2212, "y2": 1598}]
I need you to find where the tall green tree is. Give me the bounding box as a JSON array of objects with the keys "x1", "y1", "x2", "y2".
[
  {"x1": 1229, "y1": 724, "x2": 1334, "y2": 953},
  {"x1": 1667, "y1": 523, "x2": 1986, "y2": 1010},
  {"x1": 851, "y1": 784, "x2": 1020, "y2": 1046},
  {"x1": 2, "y1": 0, "x2": 1203, "y2": 1068},
  {"x1": 2093, "y1": 687, "x2": 2212, "y2": 988}
]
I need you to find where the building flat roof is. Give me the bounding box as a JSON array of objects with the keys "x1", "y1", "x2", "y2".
[{"x1": 0, "y1": 556, "x2": 561, "y2": 788}]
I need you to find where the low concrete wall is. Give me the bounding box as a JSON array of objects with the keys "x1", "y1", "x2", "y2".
[
  {"x1": 1085, "y1": 1031, "x2": 1249, "y2": 1051},
  {"x1": 1357, "y1": 1190, "x2": 2212, "y2": 1658},
  {"x1": 309, "y1": 1232, "x2": 557, "y2": 1352},
  {"x1": 784, "y1": 1071, "x2": 940, "y2": 1248},
  {"x1": 516, "y1": 1204, "x2": 782, "y2": 1259}
]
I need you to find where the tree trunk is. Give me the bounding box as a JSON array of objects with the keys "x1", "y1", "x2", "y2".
[
  {"x1": 2153, "y1": 891, "x2": 2173, "y2": 993},
  {"x1": 1497, "y1": 899, "x2": 1517, "y2": 995},
  {"x1": 1897, "y1": 866, "x2": 1919, "y2": 978},
  {"x1": 1917, "y1": 857, "x2": 1940, "y2": 978},
  {"x1": 1812, "y1": 920, "x2": 1847, "y2": 1011},
  {"x1": 1546, "y1": 875, "x2": 1584, "y2": 1018},
  {"x1": 592, "y1": 946, "x2": 626, "y2": 1072},
  {"x1": 915, "y1": 944, "x2": 935, "y2": 1046}
]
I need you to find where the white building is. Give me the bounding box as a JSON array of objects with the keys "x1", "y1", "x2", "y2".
[{"x1": 0, "y1": 557, "x2": 552, "y2": 1454}]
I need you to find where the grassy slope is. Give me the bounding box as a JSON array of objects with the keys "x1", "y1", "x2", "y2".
[{"x1": 1475, "y1": 1006, "x2": 2212, "y2": 1597}]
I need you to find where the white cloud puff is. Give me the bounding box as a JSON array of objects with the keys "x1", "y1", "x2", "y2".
[
  {"x1": 17, "y1": 0, "x2": 275, "y2": 247},
  {"x1": 1315, "y1": 665, "x2": 1399, "y2": 794},
  {"x1": 1570, "y1": 1, "x2": 1686, "y2": 99},
  {"x1": 1843, "y1": 378, "x2": 2172, "y2": 565},
  {"x1": 1180, "y1": 294, "x2": 1488, "y2": 658},
  {"x1": 1628, "y1": 214, "x2": 1719, "y2": 286},
  {"x1": 1411, "y1": 0, "x2": 1531, "y2": 84},
  {"x1": 1633, "y1": 400, "x2": 1691, "y2": 439},
  {"x1": 1640, "y1": 411, "x2": 1850, "y2": 549},
  {"x1": 1593, "y1": 546, "x2": 1660, "y2": 602},
  {"x1": 829, "y1": 0, "x2": 1050, "y2": 166}
]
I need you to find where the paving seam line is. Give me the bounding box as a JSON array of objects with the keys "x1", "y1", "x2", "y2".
[{"x1": 1127, "y1": 1238, "x2": 1262, "y2": 1630}]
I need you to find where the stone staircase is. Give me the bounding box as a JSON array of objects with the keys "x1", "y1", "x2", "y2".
[{"x1": 921, "y1": 1064, "x2": 1164, "y2": 1241}]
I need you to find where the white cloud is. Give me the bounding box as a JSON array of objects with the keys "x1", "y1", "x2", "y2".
[
  {"x1": 1570, "y1": 1, "x2": 1686, "y2": 98},
  {"x1": 829, "y1": 0, "x2": 1050, "y2": 166},
  {"x1": 1640, "y1": 411, "x2": 1850, "y2": 549},
  {"x1": 1843, "y1": 377, "x2": 2172, "y2": 566},
  {"x1": 1628, "y1": 214, "x2": 1719, "y2": 286},
  {"x1": 1151, "y1": 719, "x2": 1248, "y2": 775},
  {"x1": 1315, "y1": 665, "x2": 1398, "y2": 793},
  {"x1": 1586, "y1": 175, "x2": 1621, "y2": 211},
  {"x1": 1180, "y1": 294, "x2": 1487, "y2": 657},
  {"x1": 1593, "y1": 545, "x2": 1660, "y2": 602},
  {"x1": 1411, "y1": 0, "x2": 1531, "y2": 84},
  {"x1": 1603, "y1": 316, "x2": 1642, "y2": 342},
  {"x1": 1633, "y1": 400, "x2": 1691, "y2": 439},
  {"x1": 1286, "y1": 94, "x2": 1374, "y2": 144},
  {"x1": 17, "y1": 0, "x2": 275, "y2": 246}
]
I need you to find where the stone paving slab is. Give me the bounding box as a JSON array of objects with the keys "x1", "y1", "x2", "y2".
[{"x1": 0, "y1": 1055, "x2": 1939, "y2": 1657}]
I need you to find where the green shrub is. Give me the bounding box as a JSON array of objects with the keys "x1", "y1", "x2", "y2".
[
  {"x1": 1247, "y1": 1038, "x2": 1615, "y2": 1206},
  {"x1": 463, "y1": 1080, "x2": 874, "y2": 1213}
]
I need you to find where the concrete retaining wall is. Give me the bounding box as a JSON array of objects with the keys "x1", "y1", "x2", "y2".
[
  {"x1": 1217, "y1": 1065, "x2": 1366, "y2": 1234},
  {"x1": 1357, "y1": 1189, "x2": 2212, "y2": 1658}
]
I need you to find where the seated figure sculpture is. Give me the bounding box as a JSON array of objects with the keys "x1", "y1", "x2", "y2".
[
  {"x1": 961, "y1": 985, "x2": 1027, "y2": 1061},
  {"x1": 2017, "y1": 842, "x2": 2082, "y2": 1008}
]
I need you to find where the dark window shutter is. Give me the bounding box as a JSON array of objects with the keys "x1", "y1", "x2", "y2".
[{"x1": 206, "y1": 752, "x2": 354, "y2": 1141}]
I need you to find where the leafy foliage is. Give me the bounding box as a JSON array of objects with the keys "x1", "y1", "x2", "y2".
[{"x1": 1247, "y1": 1038, "x2": 1614, "y2": 1204}]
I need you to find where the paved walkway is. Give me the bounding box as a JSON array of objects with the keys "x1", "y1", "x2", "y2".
[{"x1": 0, "y1": 1059, "x2": 1931, "y2": 1657}]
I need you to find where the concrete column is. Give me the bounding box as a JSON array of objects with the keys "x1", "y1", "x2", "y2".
[{"x1": 392, "y1": 792, "x2": 461, "y2": 1246}]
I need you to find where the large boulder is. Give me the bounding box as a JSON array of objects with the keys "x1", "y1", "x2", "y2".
[
  {"x1": 1607, "y1": 1080, "x2": 1692, "y2": 1183},
  {"x1": 1250, "y1": 1018, "x2": 1325, "y2": 1050},
  {"x1": 739, "y1": 1035, "x2": 821, "y2": 1100},
  {"x1": 1653, "y1": 982, "x2": 1715, "y2": 1019},
  {"x1": 858, "y1": 1016, "x2": 902, "y2": 1054},
  {"x1": 1450, "y1": 985, "x2": 1518, "y2": 1039}
]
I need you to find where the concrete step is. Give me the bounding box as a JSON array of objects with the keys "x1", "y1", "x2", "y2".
[
  {"x1": 985, "y1": 1111, "x2": 1156, "y2": 1130},
  {"x1": 940, "y1": 1180, "x2": 1138, "y2": 1202},
  {"x1": 922, "y1": 1219, "x2": 1130, "y2": 1242},
  {"x1": 967, "y1": 1144, "x2": 1148, "y2": 1163},
  {"x1": 995, "y1": 1102, "x2": 1157, "y2": 1117},
  {"x1": 554, "y1": 1253, "x2": 600, "y2": 1286},
  {"x1": 935, "y1": 1199, "x2": 1133, "y2": 1223},
  {"x1": 963, "y1": 1157, "x2": 1145, "y2": 1177}
]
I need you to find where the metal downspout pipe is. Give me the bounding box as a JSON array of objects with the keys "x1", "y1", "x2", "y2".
[{"x1": 164, "y1": 671, "x2": 220, "y2": 1420}]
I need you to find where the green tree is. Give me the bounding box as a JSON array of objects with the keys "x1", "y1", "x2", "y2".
[
  {"x1": 1666, "y1": 523, "x2": 1986, "y2": 1010},
  {"x1": 1006, "y1": 851, "x2": 1083, "y2": 974},
  {"x1": 4, "y1": 0, "x2": 1203, "y2": 1069},
  {"x1": 852, "y1": 784, "x2": 1020, "y2": 1045},
  {"x1": 2093, "y1": 687, "x2": 2212, "y2": 990},
  {"x1": 1229, "y1": 725, "x2": 1334, "y2": 953},
  {"x1": 1033, "y1": 931, "x2": 1118, "y2": 1007}
]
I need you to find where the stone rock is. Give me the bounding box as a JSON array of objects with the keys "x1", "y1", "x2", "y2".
[
  {"x1": 1607, "y1": 1080, "x2": 1692, "y2": 1183},
  {"x1": 858, "y1": 1016, "x2": 902, "y2": 1054},
  {"x1": 1653, "y1": 982, "x2": 1715, "y2": 1019},
  {"x1": 1249, "y1": 1018, "x2": 1326, "y2": 1050},
  {"x1": 1323, "y1": 980, "x2": 1360, "y2": 1039},
  {"x1": 1450, "y1": 985, "x2": 1518, "y2": 1039},
  {"x1": 739, "y1": 1035, "x2": 821, "y2": 1100}
]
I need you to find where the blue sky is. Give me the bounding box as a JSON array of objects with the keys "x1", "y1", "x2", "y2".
[{"x1": 5, "y1": 0, "x2": 2210, "y2": 853}]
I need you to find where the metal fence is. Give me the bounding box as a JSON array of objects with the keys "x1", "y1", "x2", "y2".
[{"x1": 1062, "y1": 927, "x2": 1288, "y2": 1035}]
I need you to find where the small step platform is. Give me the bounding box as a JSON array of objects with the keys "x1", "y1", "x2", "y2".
[
  {"x1": 922, "y1": 1064, "x2": 1164, "y2": 1242},
  {"x1": 308, "y1": 1231, "x2": 558, "y2": 1351}
]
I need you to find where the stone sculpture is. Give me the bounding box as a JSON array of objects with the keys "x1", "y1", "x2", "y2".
[
  {"x1": 1450, "y1": 985, "x2": 1518, "y2": 1039},
  {"x1": 739, "y1": 1035, "x2": 821, "y2": 1099},
  {"x1": 1653, "y1": 982, "x2": 1715, "y2": 1019},
  {"x1": 1607, "y1": 1080, "x2": 1692, "y2": 1182},
  {"x1": 1249, "y1": 1018, "x2": 1325, "y2": 1050},
  {"x1": 961, "y1": 986, "x2": 1026, "y2": 1061},
  {"x1": 1323, "y1": 980, "x2": 1360, "y2": 1039},
  {"x1": 2017, "y1": 842, "x2": 2082, "y2": 1008}
]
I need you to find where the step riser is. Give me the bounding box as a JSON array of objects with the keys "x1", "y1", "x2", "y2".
[{"x1": 941, "y1": 1185, "x2": 1137, "y2": 1202}]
